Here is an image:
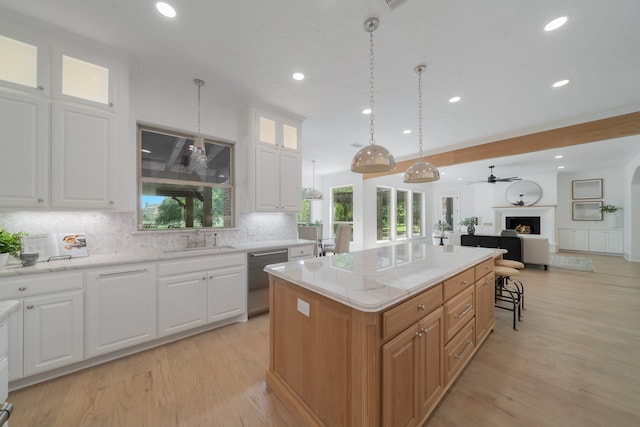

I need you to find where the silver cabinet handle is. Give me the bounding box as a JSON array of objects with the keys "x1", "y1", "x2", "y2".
[
  {"x1": 455, "y1": 304, "x2": 473, "y2": 319},
  {"x1": 417, "y1": 304, "x2": 425, "y2": 311},
  {"x1": 19, "y1": 286, "x2": 27, "y2": 291},
  {"x1": 249, "y1": 250, "x2": 288, "y2": 257},
  {"x1": 26, "y1": 305, "x2": 34, "y2": 310},
  {"x1": 461, "y1": 280, "x2": 467, "y2": 285},
  {"x1": 454, "y1": 340, "x2": 473, "y2": 359},
  {"x1": 98, "y1": 269, "x2": 147, "y2": 277}
]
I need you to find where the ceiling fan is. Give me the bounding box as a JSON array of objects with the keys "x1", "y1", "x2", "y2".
[{"x1": 470, "y1": 166, "x2": 522, "y2": 184}]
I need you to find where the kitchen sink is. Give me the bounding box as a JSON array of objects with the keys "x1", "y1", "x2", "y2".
[{"x1": 164, "y1": 245, "x2": 237, "y2": 255}]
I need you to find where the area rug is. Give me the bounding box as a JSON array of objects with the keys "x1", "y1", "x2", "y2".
[{"x1": 549, "y1": 254, "x2": 596, "y2": 272}]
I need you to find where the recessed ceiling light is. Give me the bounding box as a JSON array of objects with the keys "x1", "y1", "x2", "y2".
[
  {"x1": 403, "y1": 129, "x2": 412, "y2": 134},
  {"x1": 554, "y1": 155, "x2": 563, "y2": 159},
  {"x1": 558, "y1": 165, "x2": 565, "y2": 169},
  {"x1": 553, "y1": 79, "x2": 570, "y2": 88},
  {"x1": 292, "y1": 72, "x2": 304, "y2": 81},
  {"x1": 362, "y1": 108, "x2": 371, "y2": 115},
  {"x1": 449, "y1": 96, "x2": 461, "y2": 103},
  {"x1": 545, "y1": 16, "x2": 568, "y2": 32},
  {"x1": 155, "y1": 2, "x2": 176, "y2": 18}
]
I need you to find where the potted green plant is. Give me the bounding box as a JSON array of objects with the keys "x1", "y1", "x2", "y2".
[
  {"x1": 0, "y1": 227, "x2": 25, "y2": 266},
  {"x1": 433, "y1": 221, "x2": 452, "y2": 237},
  {"x1": 600, "y1": 204, "x2": 621, "y2": 213},
  {"x1": 460, "y1": 217, "x2": 478, "y2": 235}
]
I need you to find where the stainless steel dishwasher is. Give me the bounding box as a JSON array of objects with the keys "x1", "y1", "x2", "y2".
[{"x1": 247, "y1": 248, "x2": 288, "y2": 317}]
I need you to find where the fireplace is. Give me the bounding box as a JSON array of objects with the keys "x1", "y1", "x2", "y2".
[{"x1": 505, "y1": 216, "x2": 541, "y2": 235}]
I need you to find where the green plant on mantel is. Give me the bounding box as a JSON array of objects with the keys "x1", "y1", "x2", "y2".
[
  {"x1": 0, "y1": 227, "x2": 25, "y2": 257},
  {"x1": 601, "y1": 204, "x2": 622, "y2": 213}
]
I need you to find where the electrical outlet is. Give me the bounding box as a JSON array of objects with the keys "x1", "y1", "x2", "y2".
[{"x1": 297, "y1": 298, "x2": 310, "y2": 317}]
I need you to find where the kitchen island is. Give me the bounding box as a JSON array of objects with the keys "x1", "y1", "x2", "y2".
[{"x1": 265, "y1": 241, "x2": 499, "y2": 427}]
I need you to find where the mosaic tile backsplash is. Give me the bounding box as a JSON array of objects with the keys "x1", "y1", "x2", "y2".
[{"x1": 0, "y1": 211, "x2": 298, "y2": 256}]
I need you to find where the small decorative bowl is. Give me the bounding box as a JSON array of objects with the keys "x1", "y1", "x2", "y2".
[{"x1": 20, "y1": 252, "x2": 39, "y2": 267}]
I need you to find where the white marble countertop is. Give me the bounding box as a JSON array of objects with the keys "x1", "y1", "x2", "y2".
[
  {"x1": 265, "y1": 240, "x2": 501, "y2": 312},
  {"x1": 0, "y1": 239, "x2": 315, "y2": 278}
]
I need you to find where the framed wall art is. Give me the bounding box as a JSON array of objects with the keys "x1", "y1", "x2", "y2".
[
  {"x1": 572, "y1": 179, "x2": 603, "y2": 200},
  {"x1": 572, "y1": 201, "x2": 603, "y2": 221}
]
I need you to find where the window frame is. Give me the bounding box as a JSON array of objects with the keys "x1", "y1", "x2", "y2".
[{"x1": 136, "y1": 123, "x2": 236, "y2": 231}]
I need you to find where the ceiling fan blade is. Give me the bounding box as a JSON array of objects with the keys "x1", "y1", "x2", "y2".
[{"x1": 495, "y1": 177, "x2": 522, "y2": 182}]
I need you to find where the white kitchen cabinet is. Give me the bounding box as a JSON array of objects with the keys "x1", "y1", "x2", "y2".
[
  {"x1": 207, "y1": 264, "x2": 247, "y2": 323},
  {"x1": 51, "y1": 103, "x2": 116, "y2": 209},
  {"x1": 158, "y1": 272, "x2": 207, "y2": 337},
  {"x1": 0, "y1": 91, "x2": 49, "y2": 208},
  {"x1": 0, "y1": 271, "x2": 83, "y2": 381},
  {"x1": 588, "y1": 229, "x2": 623, "y2": 254},
  {"x1": 85, "y1": 264, "x2": 157, "y2": 358},
  {"x1": 23, "y1": 289, "x2": 84, "y2": 376},
  {"x1": 254, "y1": 145, "x2": 302, "y2": 212},
  {"x1": 0, "y1": 26, "x2": 127, "y2": 211},
  {"x1": 158, "y1": 252, "x2": 247, "y2": 334},
  {"x1": 558, "y1": 228, "x2": 589, "y2": 251},
  {"x1": 288, "y1": 244, "x2": 315, "y2": 261},
  {"x1": 250, "y1": 108, "x2": 303, "y2": 213}
]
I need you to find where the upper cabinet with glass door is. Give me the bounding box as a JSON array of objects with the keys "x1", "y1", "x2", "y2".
[
  {"x1": 256, "y1": 110, "x2": 301, "y2": 152},
  {"x1": 0, "y1": 32, "x2": 49, "y2": 96}
]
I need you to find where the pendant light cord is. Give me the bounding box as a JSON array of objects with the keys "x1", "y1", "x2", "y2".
[
  {"x1": 368, "y1": 23, "x2": 376, "y2": 146},
  {"x1": 417, "y1": 67, "x2": 424, "y2": 158}
]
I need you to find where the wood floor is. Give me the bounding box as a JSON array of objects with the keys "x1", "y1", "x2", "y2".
[{"x1": 9, "y1": 253, "x2": 640, "y2": 426}]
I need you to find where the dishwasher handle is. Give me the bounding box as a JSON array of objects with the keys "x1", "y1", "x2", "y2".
[
  {"x1": 249, "y1": 249, "x2": 288, "y2": 257},
  {"x1": 0, "y1": 402, "x2": 13, "y2": 424}
]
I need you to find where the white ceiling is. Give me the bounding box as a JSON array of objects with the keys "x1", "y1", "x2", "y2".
[{"x1": 2, "y1": 0, "x2": 640, "y2": 183}]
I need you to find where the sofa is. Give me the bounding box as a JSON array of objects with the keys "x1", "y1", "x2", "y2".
[{"x1": 461, "y1": 234, "x2": 550, "y2": 269}]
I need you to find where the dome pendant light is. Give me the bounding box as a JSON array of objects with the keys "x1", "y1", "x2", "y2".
[
  {"x1": 305, "y1": 160, "x2": 323, "y2": 200},
  {"x1": 351, "y1": 18, "x2": 396, "y2": 174},
  {"x1": 403, "y1": 65, "x2": 440, "y2": 183},
  {"x1": 190, "y1": 78, "x2": 208, "y2": 171}
]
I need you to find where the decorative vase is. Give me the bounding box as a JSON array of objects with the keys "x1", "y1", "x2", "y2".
[
  {"x1": 0, "y1": 253, "x2": 8, "y2": 267},
  {"x1": 467, "y1": 225, "x2": 475, "y2": 235},
  {"x1": 606, "y1": 213, "x2": 617, "y2": 228}
]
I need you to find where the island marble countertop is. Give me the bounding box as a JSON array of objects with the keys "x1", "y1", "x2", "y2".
[
  {"x1": 0, "y1": 239, "x2": 315, "y2": 278},
  {"x1": 265, "y1": 240, "x2": 501, "y2": 312}
]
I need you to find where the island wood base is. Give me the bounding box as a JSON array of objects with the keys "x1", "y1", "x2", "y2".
[{"x1": 266, "y1": 257, "x2": 495, "y2": 427}]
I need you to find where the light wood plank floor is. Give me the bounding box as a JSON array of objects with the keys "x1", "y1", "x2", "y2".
[{"x1": 9, "y1": 253, "x2": 640, "y2": 426}]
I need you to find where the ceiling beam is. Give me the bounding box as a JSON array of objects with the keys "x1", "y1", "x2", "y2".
[{"x1": 363, "y1": 111, "x2": 640, "y2": 180}]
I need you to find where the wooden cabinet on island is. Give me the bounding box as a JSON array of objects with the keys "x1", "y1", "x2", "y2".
[{"x1": 265, "y1": 241, "x2": 498, "y2": 426}]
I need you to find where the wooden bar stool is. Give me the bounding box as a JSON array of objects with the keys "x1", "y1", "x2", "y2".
[
  {"x1": 494, "y1": 265, "x2": 523, "y2": 330},
  {"x1": 495, "y1": 258, "x2": 525, "y2": 310}
]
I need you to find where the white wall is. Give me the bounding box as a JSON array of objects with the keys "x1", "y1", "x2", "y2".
[{"x1": 624, "y1": 150, "x2": 640, "y2": 261}]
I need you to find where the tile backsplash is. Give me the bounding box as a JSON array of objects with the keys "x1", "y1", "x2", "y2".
[{"x1": 0, "y1": 211, "x2": 297, "y2": 256}]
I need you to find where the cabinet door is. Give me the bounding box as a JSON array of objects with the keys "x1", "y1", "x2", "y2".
[
  {"x1": 588, "y1": 230, "x2": 607, "y2": 252},
  {"x1": 158, "y1": 272, "x2": 207, "y2": 337},
  {"x1": 383, "y1": 323, "x2": 420, "y2": 427},
  {"x1": 23, "y1": 290, "x2": 84, "y2": 376},
  {"x1": 573, "y1": 230, "x2": 589, "y2": 251},
  {"x1": 51, "y1": 103, "x2": 115, "y2": 209},
  {"x1": 255, "y1": 145, "x2": 280, "y2": 212},
  {"x1": 279, "y1": 150, "x2": 302, "y2": 212},
  {"x1": 85, "y1": 264, "x2": 156, "y2": 358},
  {"x1": 475, "y1": 272, "x2": 495, "y2": 344},
  {"x1": 557, "y1": 229, "x2": 573, "y2": 250},
  {"x1": 416, "y1": 307, "x2": 444, "y2": 419},
  {"x1": 0, "y1": 91, "x2": 49, "y2": 208},
  {"x1": 8, "y1": 300, "x2": 24, "y2": 381},
  {"x1": 207, "y1": 265, "x2": 247, "y2": 323},
  {"x1": 605, "y1": 230, "x2": 623, "y2": 253}
]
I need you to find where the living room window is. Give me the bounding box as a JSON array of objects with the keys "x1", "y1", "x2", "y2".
[
  {"x1": 377, "y1": 186, "x2": 392, "y2": 241},
  {"x1": 396, "y1": 189, "x2": 408, "y2": 239},
  {"x1": 137, "y1": 125, "x2": 235, "y2": 230},
  {"x1": 412, "y1": 191, "x2": 424, "y2": 237}
]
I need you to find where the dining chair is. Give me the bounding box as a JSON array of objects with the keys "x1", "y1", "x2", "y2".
[
  {"x1": 323, "y1": 224, "x2": 352, "y2": 255},
  {"x1": 297, "y1": 226, "x2": 321, "y2": 256}
]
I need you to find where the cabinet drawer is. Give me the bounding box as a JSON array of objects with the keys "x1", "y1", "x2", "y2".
[
  {"x1": 289, "y1": 244, "x2": 314, "y2": 260},
  {"x1": 382, "y1": 284, "x2": 443, "y2": 341},
  {"x1": 159, "y1": 252, "x2": 245, "y2": 276},
  {"x1": 444, "y1": 285, "x2": 475, "y2": 343},
  {"x1": 0, "y1": 271, "x2": 83, "y2": 300},
  {"x1": 443, "y1": 268, "x2": 474, "y2": 300},
  {"x1": 474, "y1": 258, "x2": 494, "y2": 280},
  {"x1": 444, "y1": 319, "x2": 475, "y2": 384}
]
